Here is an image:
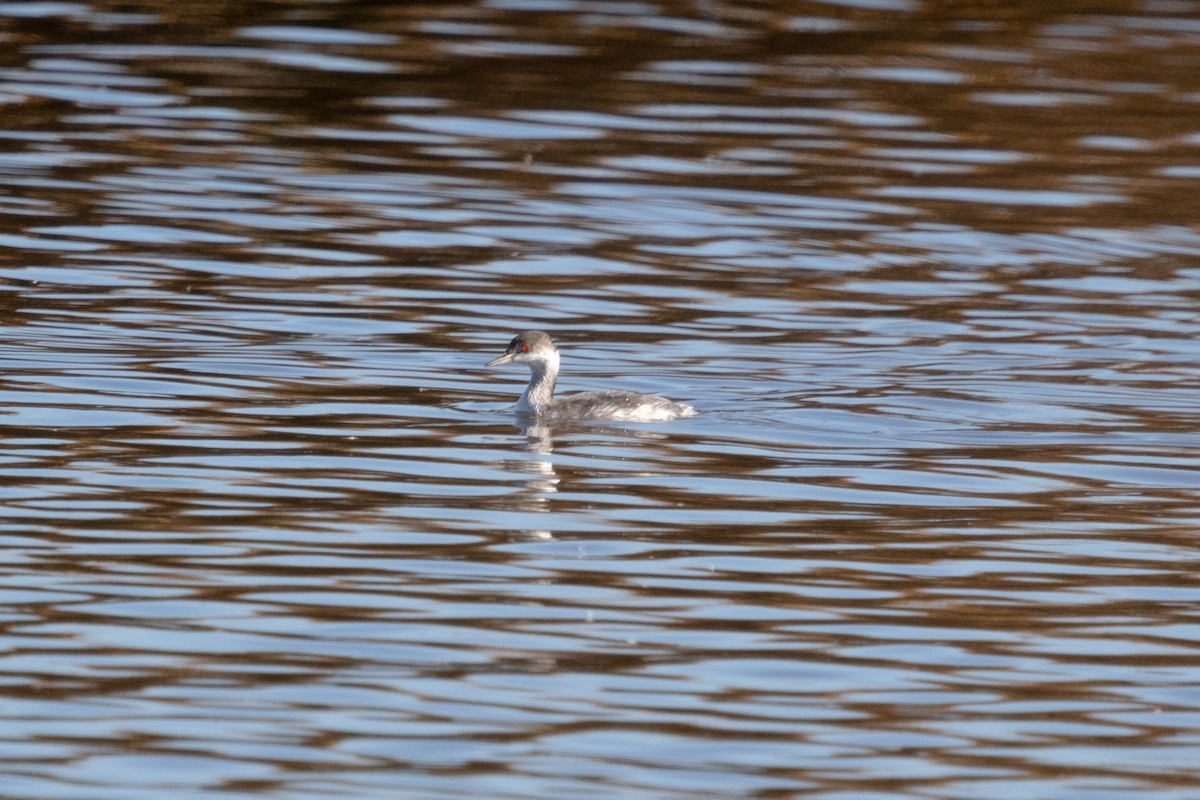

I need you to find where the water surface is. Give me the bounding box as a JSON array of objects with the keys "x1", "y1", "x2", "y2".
[{"x1": 2, "y1": 1, "x2": 1200, "y2": 798}]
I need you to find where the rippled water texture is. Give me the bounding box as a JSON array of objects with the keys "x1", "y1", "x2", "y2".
[{"x1": 2, "y1": 1, "x2": 1200, "y2": 797}]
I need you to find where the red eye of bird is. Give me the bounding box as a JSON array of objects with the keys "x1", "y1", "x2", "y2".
[{"x1": 521, "y1": 343, "x2": 530, "y2": 352}]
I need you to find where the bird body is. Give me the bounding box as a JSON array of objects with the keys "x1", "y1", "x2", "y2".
[{"x1": 486, "y1": 331, "x2": 695, "y2": 422}]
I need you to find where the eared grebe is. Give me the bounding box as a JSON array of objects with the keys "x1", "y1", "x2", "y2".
[{"x1": 486, "y1": 330, "x2": 696, "y2": 422}]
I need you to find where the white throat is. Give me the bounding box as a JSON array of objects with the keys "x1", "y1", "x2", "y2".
[{"x1": 516, "y1": 349, "x2": 560, "y2": 413}]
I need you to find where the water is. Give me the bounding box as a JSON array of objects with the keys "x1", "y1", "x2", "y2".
[{"x1": 2, "y1": 1, "x2": 1200, "y2": 797}]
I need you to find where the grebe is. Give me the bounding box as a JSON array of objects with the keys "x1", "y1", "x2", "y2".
[{"x1": 486, "y1": 330, "x2": 696, "y2": 422}]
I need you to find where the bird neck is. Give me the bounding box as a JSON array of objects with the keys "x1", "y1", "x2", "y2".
[{"x1": 517, "y1": 352, "x2": 559, "y2": 412}]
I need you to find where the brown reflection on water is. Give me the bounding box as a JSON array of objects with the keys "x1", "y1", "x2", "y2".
[{"x1": 1, "y1": 0, "x2": 1200, "y2": 798}]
